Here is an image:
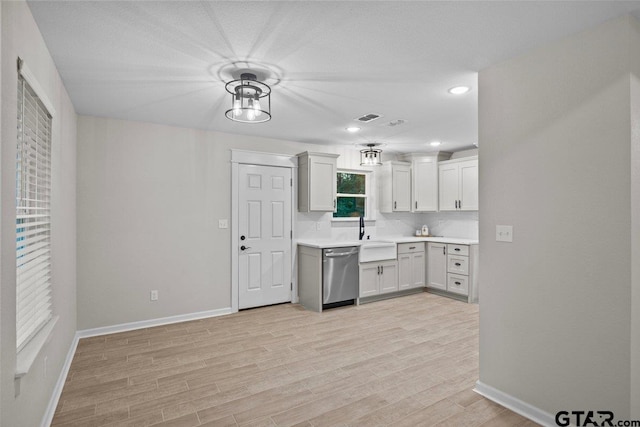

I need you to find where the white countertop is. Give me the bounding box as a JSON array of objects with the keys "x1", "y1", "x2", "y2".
[{"x1": 297, "y1": 236, "x2": 478, "y2": 249}]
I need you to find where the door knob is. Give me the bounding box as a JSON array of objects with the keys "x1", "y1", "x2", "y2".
[{"x1": 240, "y1": 245, "x2": 251, "y2": 251}]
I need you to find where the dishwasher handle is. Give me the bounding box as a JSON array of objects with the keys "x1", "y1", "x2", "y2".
[{"x1": 325, "y1": 252, "x2": 357, "y2": 258}]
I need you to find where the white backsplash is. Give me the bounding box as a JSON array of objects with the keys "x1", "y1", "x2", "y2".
[
  {"x1": 295, "y1": 211, "x2": 480, "y2": 242},
  {"x1": 420, "y1": 211, "x2": 479, "y2": 240}
]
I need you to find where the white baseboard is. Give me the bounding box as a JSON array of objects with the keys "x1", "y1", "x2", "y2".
[
  {"x1": 474, "y1": 381, "x2": 555, "y2": 427},
  {"x1": 76, "y1": 307, "x2": 234, "y2": 338},
  {"x1": 40, "y1": 333, "x2": 79, "y2": 427},
  {"x1": 41, "y1": 307, "x2": 234, "y2": 426}
]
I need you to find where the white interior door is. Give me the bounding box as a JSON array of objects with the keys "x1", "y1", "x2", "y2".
[{"x1": 238, "y1": 164, "x2": 292, "y2": 309}]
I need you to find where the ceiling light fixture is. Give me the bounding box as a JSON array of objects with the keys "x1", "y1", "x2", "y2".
[
  {"x1": 430, "y1": 141, "x2": 442, "y2": 147},
  {"x1": 360, "y1": 144, "x2": 382, "y2": 166},
  {"x1": 448, "y1": 86, "x2": 470, "y2": 95},
  {"x1": 225, "y1": 73, "x2": 271, "y2": 123},
  {"x1": 346, "y1": 126, "x2": 361, "y2": 133}
]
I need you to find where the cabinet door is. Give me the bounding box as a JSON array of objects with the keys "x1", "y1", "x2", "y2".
[
  {"x1": 379, "y1": 261, "x2": 398, "y2": 294},
  {"x1": 458, "y1": 160, "x2": 478, "y2": 211},
  {"x1": 413, "y1": 160, "x2": 438, "y2": 212},
  {"x1": 438, "y1": 164, "x2": 459, "y2": 211},
  {"x1": 359, "y1": 263, "x2": 379, "y2": 297},
  {"x1": 392, "y1": 166, "x2": 411, "y2": 211},
  {"x1": 411, "y1": 252, "x2": 425, "y2": 288},
  {"x1": 309, "y1": 156, "x2": 336, "y2": 211},
  {"x1": 397, "y1": 253, "x2": 412, "y2": 291},
  {"x1": 427, "y1": 243, "x2": 447, "y2": 290}
]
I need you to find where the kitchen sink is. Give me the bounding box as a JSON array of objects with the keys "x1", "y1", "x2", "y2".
[{"x1": 359, "y1": 241, "x2": 397, "y2": 263}]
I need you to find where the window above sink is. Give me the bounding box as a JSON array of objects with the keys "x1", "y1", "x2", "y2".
[{"x1": 333, "y1": 169, "x2": 375, "y2": 222}]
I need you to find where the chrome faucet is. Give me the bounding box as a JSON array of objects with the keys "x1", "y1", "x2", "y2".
[{"x1": 359, "y1": 216, "x2": 365, "y2": 240}]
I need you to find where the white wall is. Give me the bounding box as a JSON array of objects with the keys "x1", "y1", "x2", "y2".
[
  {"x1": 1, "y1": 2, "x2": 77, "y2": 426},
  {"x1": 77, "y1": 116, "x2": 432, "y2": 330},
  {"x1": 479, "y1": 15, "x2": 638, "y2": 419},
  {"x1": 630, "y1": 16, "x2": 640, "y2": 420}
]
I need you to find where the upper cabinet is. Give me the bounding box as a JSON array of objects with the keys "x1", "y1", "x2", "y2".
[
  {"x1": 401, "y1": 152, "x2": 451, "y2": 212},
  {"x1": 438, "y1": 157, "x2": 478, "y2": 211},
  {"x1": 379, "y1": 161, "x2": 411, "y2": 213},
  {"x1": 297, "y1": 152, "x2": 339, "y2": 212}
]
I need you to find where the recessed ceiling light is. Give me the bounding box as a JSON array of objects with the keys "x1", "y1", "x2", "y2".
[
  {"x1": 448, "y1": 86, "x2": 470, "y2": 95},
  {"x1": 346, "y1": 126, "x2": 361, "y2": 133},
  {"x1": 430, "y1": 141, "x2": 442, "y2": 147}
]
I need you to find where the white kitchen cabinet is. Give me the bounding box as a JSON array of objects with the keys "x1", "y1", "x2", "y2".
[
  {"x1": 379, "y1": 161, "x2": 411, "y2": 213},
  {"x1": 398, "y1": 242, "x2": 425, "y2": 290},
  {"x1": 427, "y1": 242, "x2": 479, "y2": 303},
  {"x1": 297, "y1": 152, "x2": 339, "y2": 212},
  {"x1": 359, "y1": 260, "x2": 398, "y2": 297},
  {"x1": 427, "y1": 242, "x2": 447, "y2": 291},
  {"x1": 438, "y1": 157, "x2": 478, "y2": 211},
  {"x1": 400, "y1": 153, "x2": 451, "y2": 212}
]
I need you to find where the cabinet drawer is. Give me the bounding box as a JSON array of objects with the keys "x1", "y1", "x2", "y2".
[
  {"x1": 447, "y1": 273, "x2": 469, "y2": 296},
  {"x1": 447, "y1": 255, "x2": 469, "y2": 275},
  {"x1": 447, "y1": 244, "x2": 469, "y2": 256},
  {"x1": 397, "y1": 242, "x2": 425, "y2": 254}
]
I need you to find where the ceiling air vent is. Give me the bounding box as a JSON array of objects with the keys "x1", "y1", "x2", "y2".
[{"x1": 356, "y1": 113, "x2": 382, "y2": 123}]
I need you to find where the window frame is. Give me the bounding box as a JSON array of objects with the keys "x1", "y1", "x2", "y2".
[
  {"x1": 332, "y1": 169, "x2": 375, "y2": 222},
  {"x1": 15, "y1": 59, "x2": 57, "y2": 373}
]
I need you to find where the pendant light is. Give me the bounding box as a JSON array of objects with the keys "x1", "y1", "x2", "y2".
[
  {"x1": 360, "y1": 143, "x2": 382, "y2": 166},
  {"x1": 225, "y1": 73, "x2": 271, "y2": 123}
]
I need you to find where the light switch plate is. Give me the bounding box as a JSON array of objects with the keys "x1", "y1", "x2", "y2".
[
  {"x1": 218, "y1": 219, "x2": 228, "y2": 229},
  {"x1": 496, "y1": 225, "x2": 513, "y2": 242}
]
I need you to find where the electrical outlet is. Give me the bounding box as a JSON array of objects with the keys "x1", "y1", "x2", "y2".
[
  {"x1": 150, "y1": 290, "x2": 159, "y2": 301},
  {"x1": 218, "y1": 219, "x2": 228, "y2": 229},
  {"x1": 496, "y1": 225, "x2": 513, "y2": 242}
]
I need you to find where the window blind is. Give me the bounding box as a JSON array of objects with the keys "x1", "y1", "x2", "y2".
[{"x1": 16, "y1": 73, "x2": 53, "y2": 352}]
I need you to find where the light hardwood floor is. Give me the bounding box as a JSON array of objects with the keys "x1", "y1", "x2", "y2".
[{"x1": 51, "y1": 292, "x2": 537, "y2": 427}]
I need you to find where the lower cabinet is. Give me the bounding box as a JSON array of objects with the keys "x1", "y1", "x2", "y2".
[
  {"x1": 398, "y1": 242, "x2": 425, "y2": 290},
  {"x1": 359, "y1": 260, "x2": 398, "y2": 297},
  {"x1": 427, "y1": 242, "x2": 447, "y2": 291},
  {"x1": 427, "y1": 242, "x2": 478, "y2": 303}
]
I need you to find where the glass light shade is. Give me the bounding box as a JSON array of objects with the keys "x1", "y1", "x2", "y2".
[
  {"x1": 225, "y1": 73, "x2": 271, "y2": 123},
  {"x1": 360, "y1": 147, "x2": 382, "y2": 166}
]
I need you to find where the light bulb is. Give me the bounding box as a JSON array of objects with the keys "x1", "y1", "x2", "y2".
[
  {"x1": 253, "y1": 97, "x2": 262, "y2": 117},
  {"x1": 247, "y1": 99, "x2": 255, "y2": 120},
  {"x1": 233, "y1": 95, "x2": 242, "y2": 116}
]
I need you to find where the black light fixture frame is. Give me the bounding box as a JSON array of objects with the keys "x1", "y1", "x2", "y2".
[
  {"x1": 225, "y1": 73, "x2": 272, "y2": 123},
  {"x1": 360, "y1": 143, "x2": 383, "y2": 166}
]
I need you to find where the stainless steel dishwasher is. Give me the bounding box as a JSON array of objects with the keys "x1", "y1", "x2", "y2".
[{"x1": 322, "y1": 246, "x2": 359, "y2": 309}]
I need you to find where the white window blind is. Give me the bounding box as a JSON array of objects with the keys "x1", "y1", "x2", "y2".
[{"x1": 16, "y1": 73, "x2": 53, "y2": 352}]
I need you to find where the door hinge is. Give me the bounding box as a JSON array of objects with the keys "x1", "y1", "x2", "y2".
[
  {"x1": 290, "y1": 282, "x2": 293, "y2": 290},
  {"x1": 290, "y1": 178, "x2": 293, "y2": 186},
  {"x1": 290, "y1": 230, "x2": 293, "y2": 239}
]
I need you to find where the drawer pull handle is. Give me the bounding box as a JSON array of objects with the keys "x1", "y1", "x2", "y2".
[
  {"x1": 454, "y1": 248, "x2": 460, "y2": 251},
  {"x1": 455, "y1": 281, "x2": 461, "y2": 285},
  {"x1": 409, "y1": 246, "x2": 415, "y2": 250},
  {"x1": 455, "y1": 262, "x2": 461, "y2": 266}
]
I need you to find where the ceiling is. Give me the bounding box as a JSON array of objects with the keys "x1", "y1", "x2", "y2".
[{"x1": 27, "y1": 1, "x2": 640, "y2": 154}]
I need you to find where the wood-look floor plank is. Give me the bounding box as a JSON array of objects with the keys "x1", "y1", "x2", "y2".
[{"x1": 51, "y1": 292, "x2": 538, "y2": 427}]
